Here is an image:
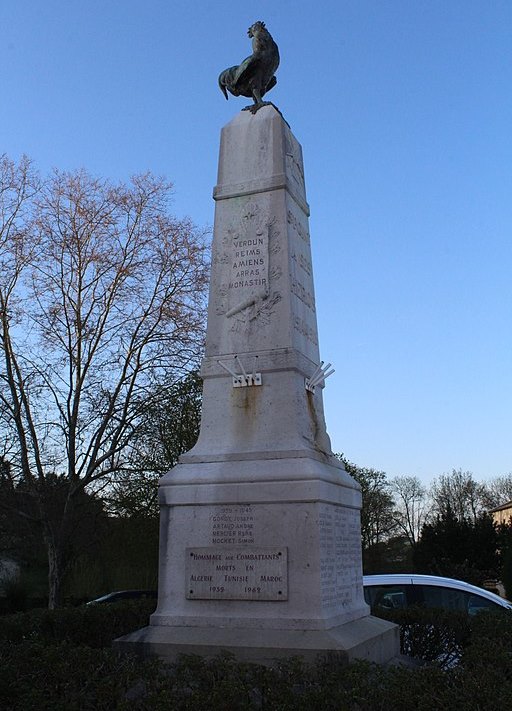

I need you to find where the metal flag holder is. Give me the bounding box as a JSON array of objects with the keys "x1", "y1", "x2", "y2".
[
  {"x1": 305, "y1": 361, "x2": 335, "y2": 393},
  {"x1": 218, "y1": 355, "x2": 262, "y2": 388}
]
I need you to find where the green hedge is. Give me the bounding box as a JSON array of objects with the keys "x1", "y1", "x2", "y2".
[
  {"x1": 2, "y1": 642, "x2": 512, "y2": 710},
  {"x1": 0, "y1": 640, "x2": 163, "y2": 711},
  {"x1": 372, "y1": 605, "x2": 471, "y2": 667},
  {"x1": 0, "y1": 599, "x2": 156, "y2": 647},
  {"x1": 1, "y1": 603, "x2": 512, "y2": 709}
]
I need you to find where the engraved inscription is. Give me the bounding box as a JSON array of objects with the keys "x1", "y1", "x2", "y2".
[
  {"x1": 293, "y1": 315, "x2": 318, "y2": 345},
  {"x1": 216, "y1": 202, "x2": 282, "y2": 331},
  {"x1": 319, "y1": 505, "x2": 362, "y2": 609},
  {"x1": 291, "y1": 250, "x2": 312, "y2": 276},
  {"x1": 287, "y1": 205, "x2": 317, "y2": 347},
  {"x1": 291, "y1": 276, "x2": 316, "y2": 312},
  {"x1": 287, "y1": 209, "x2": 310, "y2": 245},
  {"x1": 186, "y1": 547, "x2": 288, "y2": 600},
  {"x1": 227, "y1": 202, "x2": 269, "y2": 297},
  {"x1": 209, "y1": 505, "x2": 255, "y2": 545},
  {"x1": 285, "y1": 131, "x2": 305, "y2": 190}
]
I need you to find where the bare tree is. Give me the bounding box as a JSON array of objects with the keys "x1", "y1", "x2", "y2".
[
  {"x1": 485, "y1": 474, "x2": 512, "y2": 508},
  {"x1": 0, "y1": 157, "x2": 209, "y2": 607},
  {"x1": 390, "y1": 475, "x2": 430, "y2": 547},
  {"x1": 430, "y1": 469, "x2": 489, "y2": 523}
]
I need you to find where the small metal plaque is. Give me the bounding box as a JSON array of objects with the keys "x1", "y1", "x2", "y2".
[{"x1": 186, "y1": 547, "x2": 288, "y2": 600}]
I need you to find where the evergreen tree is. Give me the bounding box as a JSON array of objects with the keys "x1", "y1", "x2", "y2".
[{"x1": 414, "y1": 506, "x2": 500, "y2": 585}]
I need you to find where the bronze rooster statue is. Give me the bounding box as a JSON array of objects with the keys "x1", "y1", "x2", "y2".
[{"x1": 218, "y1": 21, "x2": 279, "y2": 114}]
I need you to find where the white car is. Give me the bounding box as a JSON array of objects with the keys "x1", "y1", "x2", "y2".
[{"x1": 363, "y1": 574, "x2": 512, "y2": 616}]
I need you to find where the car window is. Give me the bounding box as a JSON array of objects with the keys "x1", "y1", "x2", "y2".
[
  {"x1": 417, "y1": 584, "x2": 499, "y2": 614},
  {"x1": 467, "y1": 593, "x2": 500, "y2": 616},
  {"x1": 418, "y1": 584, "x2": 468, "y2": 611},
  {"x1": 364, "y1": 585, "x2": 412, "y2": 610},
  {"x1": 364, "y1": 580, "x2": 506, "y2": 615}
]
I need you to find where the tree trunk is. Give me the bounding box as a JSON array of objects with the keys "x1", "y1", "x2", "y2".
[{"x1": 46, "y1": 537, "x2": 65, "y2": 609}]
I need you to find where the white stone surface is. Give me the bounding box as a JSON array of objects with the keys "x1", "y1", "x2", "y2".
[
  {"x1": 118, "y1": 616, "x2": 398, "y2": 666},
  {"x1": 187, "y1": 106, "x2": 332, "y2": 462},
  {"x1": 208, "y1": 106, "x2": 313, "y2": 360},
  {"x1": 152, "y1": 497, "x2": 369, "y2": 631},
  {"x1": 116, "y1": 106, "x2": 399, "y2": 665}
]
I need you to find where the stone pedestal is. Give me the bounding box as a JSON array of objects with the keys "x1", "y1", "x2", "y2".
[{"x1": 116, "y1": 106, "x2": 398, "y2": 665}]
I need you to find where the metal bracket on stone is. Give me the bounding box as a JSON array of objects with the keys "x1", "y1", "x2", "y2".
[
  {"x1": 305, "y1": 361, "x2": 335, "y2": 393},
  {"x1": 218, "y1": 355, "x2": 262, "y2": 388}
]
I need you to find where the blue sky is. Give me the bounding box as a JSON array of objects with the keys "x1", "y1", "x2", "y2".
[{"x1": 1, "y1": 1, "x2": 511, "y2": 483}]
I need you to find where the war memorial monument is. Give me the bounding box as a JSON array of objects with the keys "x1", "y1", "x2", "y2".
[{"x1": 118, "y1": 21, "x2": 399, "y2": 664}]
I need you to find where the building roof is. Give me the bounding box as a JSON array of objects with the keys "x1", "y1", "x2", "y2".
[{"x1": 489, "y1": 501, "x2": 512, "y2": 513}]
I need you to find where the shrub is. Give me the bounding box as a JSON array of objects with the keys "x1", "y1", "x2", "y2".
[
  {"x1": 2, "y1": 603, "x2": 512, "y2": 709},
  {"x1": 0, "y1": 599, "x2": 156, "y2": 647},
  {"x1": 0, "y1": 640, "x2": 165, "y2": 711},
  {"x1": 1, "y1": 574, "x2": 29, "y2": 613},
  {"x1": 373, "y1": 606, "x2": 471, "y2": 667}
]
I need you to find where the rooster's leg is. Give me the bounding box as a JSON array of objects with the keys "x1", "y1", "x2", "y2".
[{"x1": 243, "y1": 89, "x2": 271, "y2": 114}]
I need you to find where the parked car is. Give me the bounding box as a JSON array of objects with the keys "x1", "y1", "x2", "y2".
[
  {"x1": 363, "y1": 574, "x2": 512, "y2": 616},
  {"x1": 87, "y1": 590, "x2": 157, "y2": 604}
]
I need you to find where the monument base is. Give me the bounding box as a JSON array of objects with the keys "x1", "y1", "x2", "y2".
[
  {"x1": 116, "y1": 614, "x2": 398, "y2": 667},
  {"x1": 115, "y1": 454, "x2": 399, "y2": 667}
]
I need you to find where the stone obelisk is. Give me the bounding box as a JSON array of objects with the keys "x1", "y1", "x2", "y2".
[{"x1": 118, "y1": 105, "x2": 398, "y2": 664}]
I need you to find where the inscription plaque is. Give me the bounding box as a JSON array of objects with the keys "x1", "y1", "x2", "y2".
[
  {"x1": 319, "y1": 504, "x2": 361, "y2": 608},
  {"x1": 186, "y1": 547, "x2": 288, "y2": 600}
]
